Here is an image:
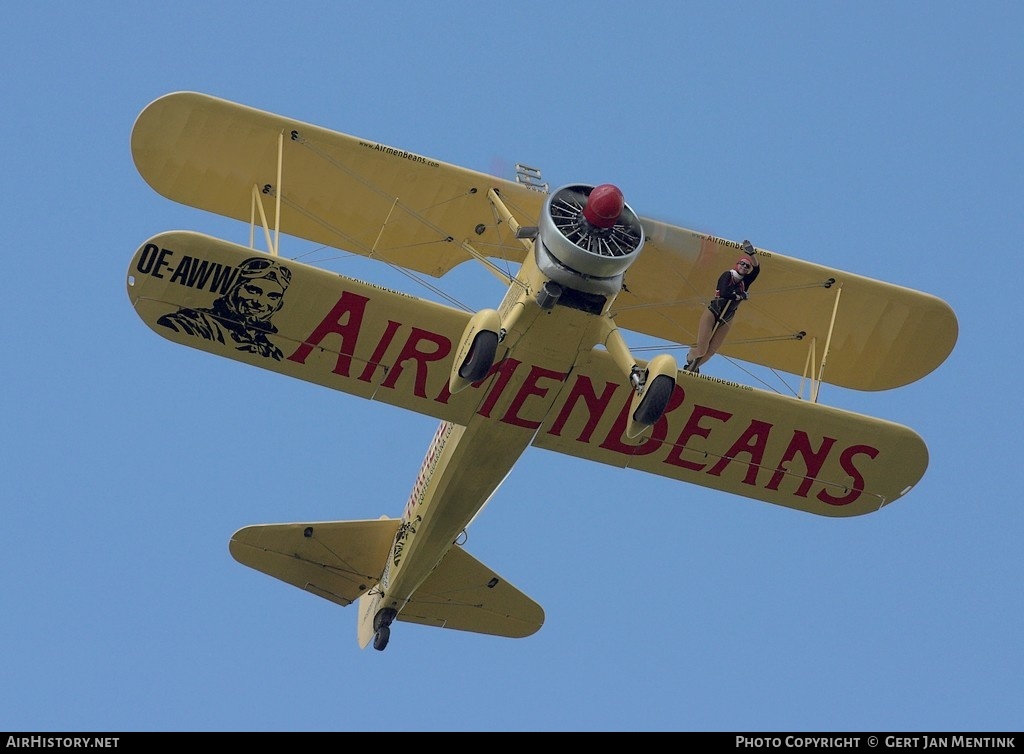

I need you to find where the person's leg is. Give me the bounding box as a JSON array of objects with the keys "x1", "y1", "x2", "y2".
[
  {"x1": 686, "y1": 308, "x2": 717, "y2": 365},
  {"x1": 702, "y1": 320, "x2": 732, "y2": 363}
]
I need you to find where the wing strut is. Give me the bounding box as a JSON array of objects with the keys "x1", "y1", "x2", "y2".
[
  {"x1": 812, "y1": 282, "x2": 843, "y2": 402},
  {"x1": 797, "y1": 282, "x2": 842, "y2": 403},
  {"x1": 247, "y1": 130, "x2": 285, "y2": 256},
  {"x1": 448, "y1": 188, "x2": 534, "y2": 289}
]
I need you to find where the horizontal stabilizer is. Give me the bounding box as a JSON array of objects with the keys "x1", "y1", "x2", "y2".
[
  {"x1": 229, "y1": 519, "x2": 400, "y2": 607},
  {"x1": 398, "y1": 544, "x2": 544, "y2": 639}
]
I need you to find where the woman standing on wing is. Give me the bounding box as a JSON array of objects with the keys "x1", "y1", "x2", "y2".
[{"x1": 684, "y1": 240, "x2": 759, "y2": 374}]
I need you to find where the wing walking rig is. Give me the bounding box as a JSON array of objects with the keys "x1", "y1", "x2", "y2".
[{"x1": 126, "y1": 92, "x2": 957, "y2": 651}]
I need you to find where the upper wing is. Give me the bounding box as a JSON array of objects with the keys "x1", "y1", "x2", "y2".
[
  {"x1": 131, "y1": 91, "x2": 543, "y2": 277},
  {"x1": 131, "y1": 91, "x2": 957, "y2": 390},
  {"x1": 616, "y1": 226, "x2": 958, "y2": 391}
]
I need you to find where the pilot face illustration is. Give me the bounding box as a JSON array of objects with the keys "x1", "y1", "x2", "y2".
[
  {"x1": 229, "y1": 258, "x2": 292, "y2": 324},
  {"x1": 233, "y1": 277, "x2": 285, "y2": 322}
]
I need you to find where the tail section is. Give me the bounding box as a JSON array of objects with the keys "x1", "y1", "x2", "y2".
[{"x1": 230, "y1": 520, "x2": 543, "y2": 650}]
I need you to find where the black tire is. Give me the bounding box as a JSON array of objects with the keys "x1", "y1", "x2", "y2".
[
  {"x1": 373, "y1": 607, "x2": 397, "y2": 632},
  {"x1": 632, "y1": 374, "x2": 674, "y2": 426},
  {"x1": 373, "y1": 626, "x2": 391, "y2": 651},
  {"x1": 458, "y1": 330, "x2": 499, "y2": 382}
]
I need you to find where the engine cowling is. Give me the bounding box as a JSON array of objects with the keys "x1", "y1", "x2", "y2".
[{"x1": 535, "y1": 183, "x2": 645, "y2": 299}]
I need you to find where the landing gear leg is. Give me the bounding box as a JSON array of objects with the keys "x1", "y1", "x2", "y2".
[
  {"x1": 598, "y1": 321, "x2": 677, "y2": 438},
  {"x1": 629, "y1": 364, "x2": 645, "y2": 391}
]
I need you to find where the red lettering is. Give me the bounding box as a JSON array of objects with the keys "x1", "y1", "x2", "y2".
[
  {"x1": 765, "y1": 431, "x2": 836, "y2": 497},
  {"x1": 477, "y1": 359, "x2": 520, "y2": 418},
  {"x1": 380, "y1": 328, "x2": 451, "y2": 398},
  {"x1": 548, "y1": 375, "x2": 619, "y2": 442},
  {"x1": 817, "y1": 443, "x2": 879, "y2": 506},
  {"x1": 501, "y1": 366, "x2": 567, "y2": 429},
  {"x1": 664, "y1": 404, "x2": 733, "y2": 471},
  {"x1": 706, "y1": 420, "x2": 772, "y2": 484},
  {"x1": 433, "y1": 380, "x2": 453, "y2": 404},
  {"x1": 286, "y1": 291, "x2": 369, "y2": 376},
  {"x1": 358, "y1": 320, "x2": 401, "y2": 383}
]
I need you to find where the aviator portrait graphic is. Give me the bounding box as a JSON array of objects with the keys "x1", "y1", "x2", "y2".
[{"x1": 157, "y1": 256, "x2": 293, "y2": 360}]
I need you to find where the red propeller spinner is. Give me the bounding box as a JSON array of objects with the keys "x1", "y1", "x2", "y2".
[{"x1": 581, "y1": 183, "x2": 624, "y2": 229}]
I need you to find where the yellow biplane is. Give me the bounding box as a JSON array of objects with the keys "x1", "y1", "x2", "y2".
[{"x1": 126, "y1": 92, "x2": 957, "y2": 651}]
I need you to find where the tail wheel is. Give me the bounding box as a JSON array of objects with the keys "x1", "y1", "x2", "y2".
[
  {"x1": 632, "y1": 374, "x2": 674, "y2": 426},
  {"x1": 372, "y1": 626, "x2": 391, "y2": 651},
  {"x1": 373, "y1": 607, "x2": 397, "y2": 632},
  {"x1": 457, "y1": 330, "x2": 499, "y2": 382}
]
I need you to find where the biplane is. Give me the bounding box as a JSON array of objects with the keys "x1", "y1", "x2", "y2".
[{"x1": 126, "y1": 92, "x2": 957, "y2": 651}]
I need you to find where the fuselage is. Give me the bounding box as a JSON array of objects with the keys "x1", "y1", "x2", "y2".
[{"x1": 370, "y1": 252, "x2": 609, "y2": 619}]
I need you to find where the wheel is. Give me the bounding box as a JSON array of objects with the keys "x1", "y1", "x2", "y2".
[
  {"x1": 457, "y1": 330, "x2": 499, "y2": 382},
  {"x1": 373, "y1": 607, "x2": 397, "y2": 632},
  {"x1": 372, "y1": 625, "x2": 391, "y2": 651},
  {"x1": 632, "y1": 374, "x2": 674, "y2": 426}
]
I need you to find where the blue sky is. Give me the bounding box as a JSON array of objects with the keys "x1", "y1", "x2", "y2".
[{"x1": 3, "y1": 1, "x2": 1021, "y2": 732}]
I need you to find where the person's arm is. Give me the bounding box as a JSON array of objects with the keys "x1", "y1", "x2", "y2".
[
  {"x1": 742, "y1": 240, "x2": 760, "y2": 284},
  {"x1": 742, "y1": 240, "x2": 758, "y2": 264}
]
